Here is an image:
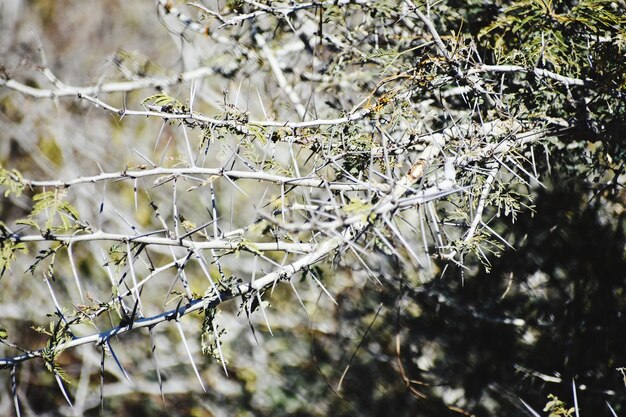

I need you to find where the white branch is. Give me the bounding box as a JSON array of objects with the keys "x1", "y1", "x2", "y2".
[
  {"x1": 20, "y1": 166, "x2": 386, "y2": 192},
  {"x1": 10, "y1": 231, "x2": 315, "y2": 254},
  {"x1": 469, "y1": 64, "x2": 588, "y2": 86},
  {"x1": 0, "y1": 67, "x2": 215, "y2": 98}
]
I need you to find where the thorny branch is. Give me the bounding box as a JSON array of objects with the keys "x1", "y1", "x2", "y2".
[
  {"x1": 5, "y1": 0, "x2": 617, "y2": 411},
  {"x1": 0, "y1": 116, "x2": 446, "y2": 368}
]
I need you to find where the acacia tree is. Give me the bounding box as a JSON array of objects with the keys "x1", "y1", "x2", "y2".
[{"x1": 1, "y1": 1, "x2": 624, "y2": 416}]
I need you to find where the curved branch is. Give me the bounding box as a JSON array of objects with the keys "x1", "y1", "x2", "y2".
[
  {"x1": 20, "y1": 166, "x2": 385, "y2": 192},
  {"x1": 0, "y1": 67, "x2": 215, "y2": 98},
  {"x1": 9, "y1": 231, "x2": 315, "y2": 254}
]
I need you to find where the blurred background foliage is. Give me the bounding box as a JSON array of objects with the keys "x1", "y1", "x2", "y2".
[{"x1": 0, "y1": 0, "x2": 625, "y2": 416}]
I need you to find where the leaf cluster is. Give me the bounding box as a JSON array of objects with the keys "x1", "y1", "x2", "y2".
[
  {"x1": 0, "y1": 165, "x2": 24, "y2": 198},
  {"x1": 16, "y1": 190, "x2": 80, "y2": 233},
  {"x1": 481, "y1": 0, "x2": 626, "y2": 77}
]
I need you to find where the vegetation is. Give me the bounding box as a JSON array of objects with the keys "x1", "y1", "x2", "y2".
[{"x1": 0, "y1": 0, "x2": 624, "y2": 415}]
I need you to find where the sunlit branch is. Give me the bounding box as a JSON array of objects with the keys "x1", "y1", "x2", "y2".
[
  {"x1": 8, "y1": 231, "x2": 315, "y2": 254},
  {"x1": 19, "y1": 166, "x2": 385, "y2": 192},
  {"x1": 0, "y1": 67, "x2": 215, "y2": 98}
]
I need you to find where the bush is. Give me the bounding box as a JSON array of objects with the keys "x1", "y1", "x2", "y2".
[{"x1": 1, "y1": 1, "x2": 624, "y2": 415}]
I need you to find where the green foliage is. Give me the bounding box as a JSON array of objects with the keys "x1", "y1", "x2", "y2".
[
  {"x1": 0, "y1": 237, "x2": 28, "y2": 277},
  {"x1": 367, "y1": 0, "x2": 396, "y2": 19},
  {"x1": 340, "y1": 131, "x2": 375, "y2": 176},
  {"x1": 487, "y1": 181, "x2": 532, "y2": 222},
  {"x1": 201, "y1": 306, "x2": 227, "y2": 361},
  {"x1": 480, "y1": 0, "x2": 626, "y2": 77},
  {"x1": 0, "y1": 165, "x2": 24, "y2": 198},
  {"x1": 543, "y1": 394, "x2": 575, "y2": 417},
  {"x1": 236, "y1": 239, "x2": 264, "y2": 256},
  {"x1": 219, "y1": 103, "x2": 249, "y2": 124},
  {"x1": 141, "y1": 92, "x2": 187, "y2": 113},
  {"x1": 26, "y1": 244, "x2": 62, "y2": 276},
  {"x1": 38, "y1": 319, "x2": 72, "y2": 383},
  {"x1": 16, "y1": 190, "x2": 80, "y2": 232},
  {"x1": 453, "y1": 228, "x2": 505, "y2": 271},
  {"x1": 106, "y1": 244, "x2": 127, "y2": 266},
  {"x1": 248, "y1": 125, "x2": 269, "y2": 145}
]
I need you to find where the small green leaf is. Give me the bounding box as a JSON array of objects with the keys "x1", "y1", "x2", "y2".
[
  {"x1": 0, "y1": 165, "x2": 25, "y2": 198},
  {"x1": 23, "y1": 190, "x2": 80, "y2": 232},
  {"x1": 16, "y1": 218, "x2": 40, "y2": 230},
  {"x1": 141, "y1": 93, "x2": 184, "y2": 112},
  {"x1": 0, "y1": 239, "x2": 29, "y2": 277},
  {"x1": 240, "y1": 240, "x2": 263, "y2": 256},
  {"x1": 249, "y1": 125, "x2": 268, "y2": 145}
]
